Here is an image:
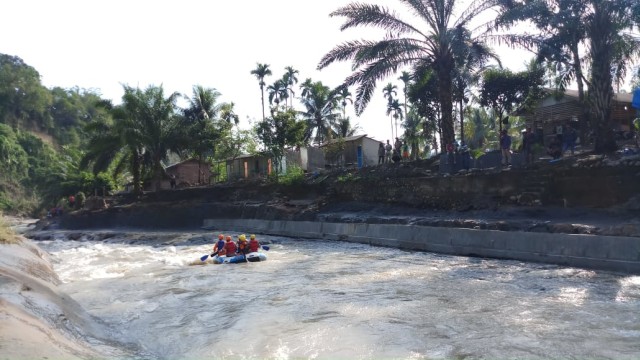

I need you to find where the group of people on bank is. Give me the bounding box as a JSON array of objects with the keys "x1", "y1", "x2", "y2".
[
  {"x1": 212, "y1": 233, "x2": 260, "y2": 257},
  {"x1": 378, "y1": 137, "x2": 410, "y2": 164}
]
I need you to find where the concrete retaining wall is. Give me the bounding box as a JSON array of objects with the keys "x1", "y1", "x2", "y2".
[{"x1": 203, "y1": 218, "x2": 640, "y2": 274}]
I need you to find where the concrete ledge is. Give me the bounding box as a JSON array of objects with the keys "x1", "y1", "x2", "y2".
[{"x1": 203, "y1": 218, "x2": 640, "y2": 274}]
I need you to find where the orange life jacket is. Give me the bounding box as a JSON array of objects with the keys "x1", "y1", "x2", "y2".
[
  {"x1": 225, "y1": 241, "x2": 237, "y2": 256},
  {"x1": 249, "y1": 239, "x2": 259, "y2": 252}
]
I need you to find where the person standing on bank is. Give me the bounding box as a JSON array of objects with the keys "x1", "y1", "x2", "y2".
[
  {"x1": 500, "y1": 130, "x2": 512, "y2": 166},
  {"x1": 522, "y1": 127, "x2": 535, "y2": 165},
  {"x1": 384, "y1": 140, "x2": 393, "y2": 163},
  {"x1": 378, "y1": 142, "x2": 385, "y2": 164}
]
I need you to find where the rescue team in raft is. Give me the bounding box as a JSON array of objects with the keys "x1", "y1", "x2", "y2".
[{"x1": 212, "y1": 233, "x2": 261, "y2": 257}]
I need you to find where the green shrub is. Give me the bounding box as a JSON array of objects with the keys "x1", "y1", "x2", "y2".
[
  {"x1": 278, "y1": 166, "x2": 305, "y2": 186},
  {"x1": 75, "y1": 191, "x2": 86, "y2": 208}
]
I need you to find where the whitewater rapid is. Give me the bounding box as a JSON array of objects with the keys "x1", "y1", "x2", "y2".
[{"x1": 34, "y1": 230, "x2": 640, "y2": 359}]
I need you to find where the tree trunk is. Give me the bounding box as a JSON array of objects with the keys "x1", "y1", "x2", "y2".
[
  {"x1": 459, "y1": 97, "x2": 465, "y2": 142},
  {"x1": 588, "y1": 2, "x2": 617, "y2": 153},
  {"x1": 260, "y1": 86, "x2": 266, "y2": 121},
  {"x1": 571, "y1": 42, "x2": 591, "y2": 147},
  {"x1": 437, "y1": 62, "x2": 455, "y2": 152},
  {"x1": 131, "y1": 148, "x2": 142, "y2": 196}
]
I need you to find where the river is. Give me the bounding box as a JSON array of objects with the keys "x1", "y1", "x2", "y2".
[{"x1": 34, "y1": 230, "x2": 640, "y2": 359}]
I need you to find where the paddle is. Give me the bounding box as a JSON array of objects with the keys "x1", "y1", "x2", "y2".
[{"x1": 200, "y1": 250, "x2": 219, "y2": 262}]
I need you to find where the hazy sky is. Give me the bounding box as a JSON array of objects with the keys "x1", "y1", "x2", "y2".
[{"x1": 2, "y1": 0, "x2": 529, "y2": 142}]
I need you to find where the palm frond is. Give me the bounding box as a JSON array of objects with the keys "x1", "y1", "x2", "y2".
[{"x1": 330, "y1": 3, "x2": 426, "y2": 37}]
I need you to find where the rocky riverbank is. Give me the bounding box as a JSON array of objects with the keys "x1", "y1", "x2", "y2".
[{"x1": 0, "y1": 217, "x2": 137, "y2": 359}]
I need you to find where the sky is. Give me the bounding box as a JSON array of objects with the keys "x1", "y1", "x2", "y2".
[{"x1": 1, "y1": 0, "x2": 531, "y2": 143}]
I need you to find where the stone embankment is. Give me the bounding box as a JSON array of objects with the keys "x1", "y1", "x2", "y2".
[
  {"x1": 54, "y1": 159, "x2": 640, "y2": 273},
  {"x1": 202, "y1": 218, "x2": 640, "y2": 274}
]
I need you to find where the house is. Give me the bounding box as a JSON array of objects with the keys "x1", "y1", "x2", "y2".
[
  {"x1": 226, "y1": 154, "x2": 273, "y2": 181},
  {"x1": 514, "y1": 89, "x2": 636, "y2": 145},
  {"x1": 164, "y1": 158, "x2": 211, "y2": 188},
  {"x1": 285, "y1": 147, "x2": 325, "y2": 173},
  {"x1": 320, "y1": 134, "x2": 381, "y2": 168}
]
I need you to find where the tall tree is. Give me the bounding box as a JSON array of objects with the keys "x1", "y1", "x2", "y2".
[
  {"x1": 495, "y1": 0, "x2": 640, "y2": 153},
  {"x1": 479, "y1": 67, "x2": 543, "y2": 133},
  {"x1": 184, "y1": 85, "x2": 223, "y2": 183},
  {"x1": 255, "y1": 108, "x2": 306, "y2": 174},
  {"x1": 250, "y1": 63, "x2": 272, "y2": 121},
  {"x1": 387, "y1": 98, "x2": 404, "y2": 140},
  {"x1": 336, "y1": 86, "x2": 353, "y2": 120},
  {"x1": 283, "y1": 66, "x2": 299, "y2": 108},
  {"x1": 382, "y1": 83, "x2": 398, "y2": 138},
  {"x1": 398, "y1": 71, "x2": 411, "y2": 122},
  {"x1": 319, "y1": 0, "x2": 497, "y2": 150},
  {"x1": 299, "y1": 80, "x2": 340, "y2": 144},
  {"x1": 451, "y1": 25, "x2": 500, "y2": 142},
  {"x1": 83, "y1": 85, "x2": 185, "y2": 193},
  {"x1": 267, "y1": 79, "x2": 288, "y2": 109}
]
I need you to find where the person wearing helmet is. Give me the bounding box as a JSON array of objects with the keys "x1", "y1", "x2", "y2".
[
  {"x1": 224, "y1": 235, "x2": 237, "y2": 257},
  {"x1": 237, "y1": 234, "x2": 249, "y2": 255},
  {"x1": 248, "y1": 234, "x2": 260, "y2": 252},
  {"x1": 212, "y1": 234, "x2": 225, "y2": 256}
]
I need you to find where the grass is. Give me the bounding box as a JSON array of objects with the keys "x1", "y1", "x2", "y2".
[{"x1": 0, "y1": 214, "x2": 22, "y2": 244}]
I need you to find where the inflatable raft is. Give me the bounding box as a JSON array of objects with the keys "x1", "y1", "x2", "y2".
[{"x1": 212, "y1": 252, "x2": 267, "y2": 264}]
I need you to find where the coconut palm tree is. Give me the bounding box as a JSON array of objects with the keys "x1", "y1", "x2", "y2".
[
  {"x1": 333, "y1": 117, "x2": 361, "y2": 138},
  {"x1": 184, "y1": 86, "x2": 222, "y2": 183},
  {"x1": 219, "y1": 102, "x2": 239, "y2": 126},
  {"x1": 299, "y1": 78, "x2": 314, "y2": 100},
  {"x1": 299, "y1": 80, "x2": 340, "y2": 144},
  {"x1": 283, "y1": 66, "x2": 299, "y2": 108},
  {"x1": 319, "y1": 0, "x2": 497, "y2": 150},
  {"x1": 250, "y1": 63, "x2": 272, "y2": 121}
]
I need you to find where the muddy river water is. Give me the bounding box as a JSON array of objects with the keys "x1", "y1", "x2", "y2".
[{"x1": 35, "y1": 230, "x2": 640, "y2": 359}]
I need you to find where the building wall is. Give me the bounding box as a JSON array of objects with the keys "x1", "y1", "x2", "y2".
[
  {"x1": 226, "y1": 156, "x2": 272, "y2": 181},
  {"x1": 361, "y1": 137, "x2": 381, "y2": 167},
  {"x1": 165, "y1": 160, "x2": 211, "y2": 188}
]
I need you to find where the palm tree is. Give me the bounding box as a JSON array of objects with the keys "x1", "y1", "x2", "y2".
[
  {"x1": 267, "y1": 79, "x2": 288, "y2": 110},
  {"x1": 124, "y1": 85, "x2": 183, "y2": 191},
  {"x1": 299, "y1": 78, "x2": 314, "y2": 100},
  {"x1": 336, "y1": 86, "x2": 353, "y2": 120},
  {"x1": 451, "y1": 26, "x2": 500, "y2": 142},
  {"x1": 81, "y1": 108, "x2": 144, "y2": 196},
  {"x1": 398, "y1": 71, "x2": 411, "y2": 121},
  {"x1": 250, "y1": 63, "x2": 272, "y2": 121},
  {"x1": 184, "y1": 85, "x2": 221, "y2": 121},
  {"x1": 387, "y1": 98, "x2": 404, "y2": 139},
  {"x1": 495, "y1": 0, "x2": 640, "y2": 152},
  {"x1": 319, "y1": 0, "x2": 496, "y2": 151},
  {"x1": 333, "y1": 117, "x2": 361, "y2": 138},
  {"x1": 382, "y1": 83, "x2": 398, "y2": 138},
  {"x1": 219, "y1": 102, "x2": 239, "y2": 126},
  {"x1": 300, "y1": 80, "x2": 340, "y2": 144},
  {"x1": 283, "y1": 66, "x2": 299, "y2": 108},
  {"x1": 82, "y1": 85, "x2": 184, "y2": 193},
  {"x1": 586, "y1": 0, "x2": 640, "y2": 152},
  {"x1": 184, "y1": 86, "x2": 222, "y2": 183}
]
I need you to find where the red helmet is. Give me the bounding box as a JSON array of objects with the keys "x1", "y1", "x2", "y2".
[{"x1": 226, "y1": 236, "x2": 232, "y2": 241}]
